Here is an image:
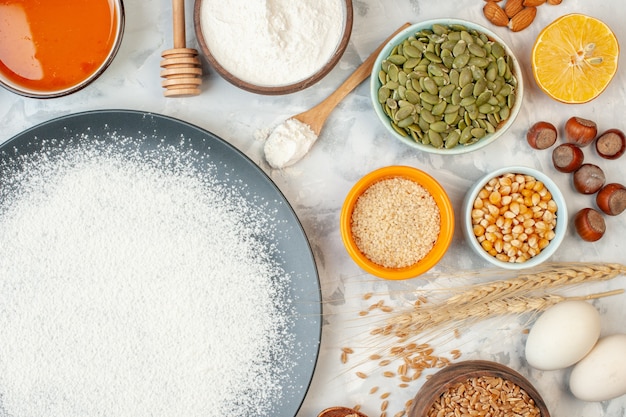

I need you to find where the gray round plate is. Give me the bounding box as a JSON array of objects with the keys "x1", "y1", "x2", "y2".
[{"x1": 0, "y1": 109, "x2": 321, "y2": 417}]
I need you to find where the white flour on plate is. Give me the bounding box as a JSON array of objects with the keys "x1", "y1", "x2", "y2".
[
  {"x1": 0, "y1": 135, "x2": 294, "y2": 417},
  {"x1": 199, "y1": 0, "x2": 345, "y2": 86}
]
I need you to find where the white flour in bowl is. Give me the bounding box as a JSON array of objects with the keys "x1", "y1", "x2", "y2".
[
  {"x1": 0, "y1": 135, "x2": 294, "y2": 417},
  {"x1": 199, "y1": 0, "x2": 345, "y2": 86}
]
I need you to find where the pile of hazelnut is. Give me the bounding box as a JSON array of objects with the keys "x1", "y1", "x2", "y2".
[{"x1": 526, "y1": 117, "x2": 626, "y2": 241}]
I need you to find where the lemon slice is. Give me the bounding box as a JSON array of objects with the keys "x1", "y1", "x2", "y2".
[{"x1": 531, "y1": 14, "x2": 619, "y2": 104}]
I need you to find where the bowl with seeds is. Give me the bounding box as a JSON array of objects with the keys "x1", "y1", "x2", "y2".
[
  {"x1": 462, "y1": 166, "x2": 567, "y2": 269},
  {"x1": 370, "y1": 19, "x2": 523, "y2": 154},
  {"x1": 340, "y1": 165, "x2": 454, "y2": 280},
  {"x1": 408, "y1": 360, "x2": 550, "y2": 417}
]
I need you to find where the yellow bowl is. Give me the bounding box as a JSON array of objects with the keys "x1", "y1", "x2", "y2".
[{"x1": 340, "y1": 166, "x2": 454, "y2": 280}]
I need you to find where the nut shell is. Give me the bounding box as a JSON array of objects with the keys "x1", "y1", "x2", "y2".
[
  {"x1": 552, "y1": 143, "x2": 584, "y2": 173},
  {"x1": 596, "y1": 183, "x2": 626, "y2": 216},
  {"x1": 527, "y1": 121, "x2": 557, "y2": 149},
  {"x1": 573, "y1": 163, "x2": 605, "y2": 194},
  {"x1": 565, "y1": 117, "x2": 598, "y2": 147},
  {"x1": 595, "y1": 129, "x2": 626, "y2": 159},
  {"x1": 574, "y1": 208, "x2": 606, "y2": 242}
]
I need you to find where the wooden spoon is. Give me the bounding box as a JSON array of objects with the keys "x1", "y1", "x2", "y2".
[
  {"x1": 160, "y1": 0, "x2": 202, "y2": 97},
  {"x1": 294, "y1": 22, "x2": 410, "y2": 136}
]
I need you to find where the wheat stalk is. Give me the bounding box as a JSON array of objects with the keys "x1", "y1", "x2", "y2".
[
  {"x1": 371, "y1": 263, "x2": 626, "y2": 341},
  {"x1": 443, "y1": 262, "x2": 626, "y2": 306},
  {"x1": 387, "y1": 290, "x2": 623, "y2": 341}
]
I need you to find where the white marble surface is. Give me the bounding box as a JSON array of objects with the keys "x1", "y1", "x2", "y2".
[{"x1": 1, "y1": 0, "x2": 626, "y2": 416}]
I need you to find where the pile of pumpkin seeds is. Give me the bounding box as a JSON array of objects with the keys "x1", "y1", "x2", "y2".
[{"x1": 376, "y1": 23, "x2": 518, "y2": 149}]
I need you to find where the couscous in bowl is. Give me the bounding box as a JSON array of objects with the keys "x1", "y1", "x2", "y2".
[{"x1": 340, "y1": 166, "x2": 454, "y2": 280}]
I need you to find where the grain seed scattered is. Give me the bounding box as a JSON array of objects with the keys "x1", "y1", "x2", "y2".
[{"x1": 381, "y1": 400, "x2": 389, "y2": 411}]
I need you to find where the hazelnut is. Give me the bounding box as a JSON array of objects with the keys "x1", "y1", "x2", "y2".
[
  {"x1": 574, "y1": 208, "x2": 606, "y2": 242},
  {"x1": 564, "y1": 117, "x2": 597, "y2": 147},
  {"x1": 527, "y1": 121, "x2": 558, "y2": 149},
  {"x1": 573, "y1": 164, "x2": 605, "y2": 194}
]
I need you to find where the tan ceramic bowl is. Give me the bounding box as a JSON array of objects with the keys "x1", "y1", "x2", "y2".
[
  {"x1": 193, "y1": 0, "x2": 353, "y2": 95},
  {"x1": 408, "y1": 360, "x2": 550, "y2": 417}
]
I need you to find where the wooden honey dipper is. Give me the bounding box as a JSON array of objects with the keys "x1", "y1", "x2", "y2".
[{"x1": 160, "y1": 0, "x2": 202, "y2": 97}]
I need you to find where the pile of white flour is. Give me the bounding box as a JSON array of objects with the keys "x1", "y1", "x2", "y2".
[
  {"x1": 199, "y1": 0, "x2": 345, "y2": 86},
  {"x1": 0, "y1": 134, "x2": 293, "y2": 417}
]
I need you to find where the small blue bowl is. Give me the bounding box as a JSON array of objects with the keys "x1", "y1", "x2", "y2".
[
  {"x1": 461, "y1": 166, "x2": 567, "y2": 270},
  {"x1": 370, "y1": 19, "x2": 523, "y2": 155}
]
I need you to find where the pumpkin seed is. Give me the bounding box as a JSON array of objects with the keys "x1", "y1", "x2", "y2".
[
  {"x1": 397, "y1": 116, "x2": 415, "y2": 128},
  {"x1": 491, "y1": 42, "x2": 505, "y2": 59},
  {"x1": 430, "y1": 121, "x2": 448, "y2": 133},
  {"x1": 451, "y1": 89, "x2": 462, "y2": 106},
  {"x1": 391, "y1": 122, "x2": 409, "y2": 137},
  {"x1": 473, "y1": 79, "x2": 487, "y2": 97},
  {"x1": 449, "y1": 69, "x2": 460, "y2": 87},
  {"x1": 428, "y1": 63, "x2": 444, "y2": 77},
  {"x1": 432, "y1": 100, "x2": 448, "y2": 116},
  {"x1": 460, "y1": 126, "x2": 473, "y2": 144},
  {"x1": 378, "y1": 87, "x2": 390, "y2": 103},
  {"x1": 403, "y1": 45, "x2": 422, "y2": 59},
  {"x1": 423, "y1": 77, "x2": 438, "y2": 95},
  {"x1": 476, "y1": 90, "x2": 493, "y2": 106},
  {"x1": 468, "y1": 42, "x2": 486, "y2": 58},
  {"x1": 420, "y1": 109, "x2": 436, "y2": 124},
  {"x1": 439, "y1": 83, "x2": 456, "y2": 98},
  {"x1": 388, "y1": 55, "x2": 407, "y2": 65},
  {"x1": 424, "y1": 51, "x2": 442, "y2": 63},
  {"x1": 452, "y1": 53, "x2": 470, "y2": 69},
  {"x1": 395, "y1": 105, "x2": 414, "y2": 121},
  {"x1": 444, "y1": 111, "x2": 459, "y2": 125},
  {"x1": 471, "y1": 127, "x2": 486, "y2": 139},
  {"x1": 428, "y1": 130, "x2": 444, "y2": 148},
  {"x1": 445, "y1": 129, "x2": 461, "y2": 148},
  {"x1": 405, "y1": 89, "x2": 420, "y2": 104},
  {"x1": 420, "y1": 92, "x2": 440, "y2": 106}
]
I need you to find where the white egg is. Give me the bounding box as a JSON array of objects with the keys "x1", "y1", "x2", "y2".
[
  {"x1": 524, "y1": 300, "x2": 601, "y2": 371},
  {"x1": 569, "y1": 334, "x2": 626, "y2": 402}
]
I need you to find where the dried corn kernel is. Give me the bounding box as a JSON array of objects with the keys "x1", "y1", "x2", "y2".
[{"x1": 471, "y1": 173, "x2": 558, "y2": 263}]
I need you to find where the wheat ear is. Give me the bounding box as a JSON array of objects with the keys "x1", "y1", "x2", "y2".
[{"x1": 444, "y1": 262, "x2": 626, "y2": 306}]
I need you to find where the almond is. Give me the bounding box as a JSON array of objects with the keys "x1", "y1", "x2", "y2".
[
  {"x1": 523, "y1": 0, "x2": 546, "y2": 6},
  {"x1": 483, "y1": 2, "x2": 510, "y2": 27},
  {"x1": 508, "y1": 6, "x2": 537, "y2": 32},
  {"x1": 547, "y1": 0, "x2": 562, "y2": 4},
  {"x1": 504, "y1": 0, "x2": 524, "y2": 18}
]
